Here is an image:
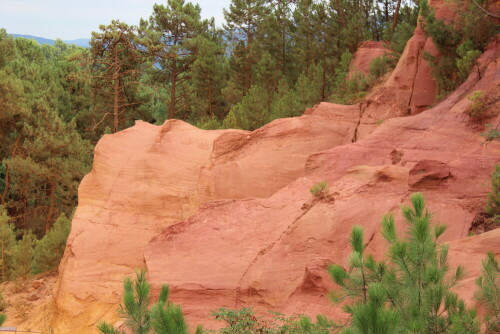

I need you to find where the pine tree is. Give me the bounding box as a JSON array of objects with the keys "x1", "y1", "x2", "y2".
[
  {"x1": 4, "y1": 107, "x2": 91, "y2": 234},
  {"x1": 344, "y1": 283, "x2": 400, "y2": 334},
  {"x1": 329, "y1": 193, "x2": 481, "y2": 334},
  {"x1": 98, "y1": 270, "x2": 201, "y2": 334},
  {"x1": 269, "y1": 78, "x2": 303, "y2": 120},
  {"x1": 11, "y1": 231, "x2": 34, "y2": 281},
  {"x1": 475, "y1": 252, "x2": 500, "y2": 334},
  {"x1": 188, "y1": 33, "x2": 228, "y2": 122},
  {"x1": 140, "y1": 0, "x2": 210, "y2": 120},
  {"x1": 224, "y1": 0, "x2": 268, "y2": 93},
  {"x1": 223, "y1": 85, "x2": 270, "y2": 130},
  {"x1": 292, "y1": 0, "x2": 316, "y2": 73},
  {"x1": 90, "y1": 20, "x2": 143, "y2": 133},
  {"x1": 0, "y1": 206, "x2": 15, "y2": 282},
  {"x1": 259, "y1": 0, "x2": 295, "y2": 78},
  {"x1": 328, "y1": 226, "x2": 381, "y2": 306}
]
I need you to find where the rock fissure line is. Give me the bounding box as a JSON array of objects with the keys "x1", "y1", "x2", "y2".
[
  {"x1": 234, "y1": 200, "x2": 323, "y2": 308},
  {"x1": 351, "y1": 102, "x2": 365, "y2": 143},
  {"x1": 407, "y1": 40, "x2": 425, "y2": 114}
]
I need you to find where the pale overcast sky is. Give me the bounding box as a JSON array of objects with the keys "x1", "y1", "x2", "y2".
[{"x1": 0, "y1": 0, "x2": 231, "y2": 40}]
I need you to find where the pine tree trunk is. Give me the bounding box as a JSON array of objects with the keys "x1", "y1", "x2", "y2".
[
  {"x1": 45, "y1": 181, "x2": 55, "y2": 232},
  {"x1": 169, "y1": 57, "x2": 177, "y2": 120},
  {"x1": 336, "y1": 0, "x2": 344, "y2": 24},
  {"x1": 392, "y1": 0, "x2": 402, "y2": 32},
  {"x1": 113, "y1": 47, "x2": 120, "y2": 133}
]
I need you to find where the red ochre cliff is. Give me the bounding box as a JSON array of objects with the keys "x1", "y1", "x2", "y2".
[{"x1": 48, "y1": 2, "x2": 499, "y2": 333}]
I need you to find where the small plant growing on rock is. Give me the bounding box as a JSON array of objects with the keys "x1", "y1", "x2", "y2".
[
  {"x1": 482, "y1": 124, "x2": 500, "y2": 143},
  {"x1": 466, "y1": 91, "x2": 489, "y2": 122},
  {"x1": 309, "y1": 182, "x2": 329, "y2": 199},
  {"x1": 98, "y1": 269, "x2": 203, "y2": 334}
]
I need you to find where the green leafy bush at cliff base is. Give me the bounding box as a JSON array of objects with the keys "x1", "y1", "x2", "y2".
[{"x1": 32, "y1": 213, "x2": 71, "y2": 274}]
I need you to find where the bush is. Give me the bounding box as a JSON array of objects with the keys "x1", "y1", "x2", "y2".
[
  {"x1": 485, "y1": 165, "x2": 500, "y2": 227},
  {"x1": 309, "y1": 181, "x2": 329, "y2": 199},
  {"x1": 369, "y1": 56, "x2": 395, "y2": 79},
  {"x1": 420, "y1": 0, "x2": 498, "y2": 97},
  {"x1": 32, "y1": 213, "x2": 71, "y2": 274},
  {"x1": 482, "y1": 124, "x2": 500, "y2": 143},
  {"x1": 466, "y1": 91, "x2": 489, "y2": 122},
  {"x1": 0, "y1": 207, "x2": 15, "y2": 282},
  {"x1": 10, "y1": 232, "x2": 34, "y2": 282},
  {"x1": 210, "y1": 308, "x2": 336, "y2": 334}
]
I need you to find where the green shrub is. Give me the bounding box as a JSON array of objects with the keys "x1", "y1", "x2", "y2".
[
  {"x1": 456, "y1": 41, "x2": 481, "y2": 82},
  {"x1": 420, "y1": 0, "x2": 498, "y2": 97},
  {"x1": 369, "y1": 56, "x2": 395, "y2": 79},
  {"x1": 329, "y1": 193, "x2": 480, "y2": 333},
  {"x1": 466, "y1": 91, "x2": 488, "y2": 122},
  {"x1": 32, "y1": 213, "x2": 71, "y2": 274},
  {"x1": 485, "y1": 165, "x2": 500, "y2": 226},
  {"x1": 11, "y1": 232, "x2": 34, "y2": 281},
  {"x1": 210, "y1": 308, "x2": 336, "y2": 334},
  {"x1": 482, "y1": 124, "x2": 500, "y2": 143},
  {"x1": 475, "y1": 252, "x2": 500, "y2": 334},
  {"x1": 309, "y1": 181, "x2": 329, "y2": 199},
  {"x1": 0, "y1": 207, "x2": 15, "y2": 282}
]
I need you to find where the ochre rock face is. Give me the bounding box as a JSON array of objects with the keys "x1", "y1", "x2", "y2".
[
  {"x1": 52, "y1": 2, "x2": 500, "y2": 332},
  {"x1": 347, "y1": 40, "x2": 391, "y2": 79},
  {"x1": 52, "y1": 103, "x2": 365, "y2": 333},
  {"x1": 144, "y1": 40, "x2": 500, "y2": 329}
]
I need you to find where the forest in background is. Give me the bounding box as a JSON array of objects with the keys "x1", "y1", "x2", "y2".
[{"x1": 0, "y1": 0, "x2": 497, "y2": 280}]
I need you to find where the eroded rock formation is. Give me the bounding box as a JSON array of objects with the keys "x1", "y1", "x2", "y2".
[{"x1": 50, "y1": 1, "x2": 499, "y2": 332}]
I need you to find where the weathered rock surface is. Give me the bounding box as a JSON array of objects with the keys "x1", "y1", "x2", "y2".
[
  {"x1": 347, "y1": 40, "x2": 391, "y2": 79},
  {"x1": 51, "y1": 0, "x2": 499, "y2": 332},
  {"x1": 144, "y1": 41, "x2": 499, "y2": 328},
  {"x1": 51, "y1": 103, "x2": 363, "y2": 333}
]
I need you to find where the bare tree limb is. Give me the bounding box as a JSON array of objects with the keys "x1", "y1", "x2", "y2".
[{"x1": 472, "y1": 0, "x2": 500, "y2": 18}]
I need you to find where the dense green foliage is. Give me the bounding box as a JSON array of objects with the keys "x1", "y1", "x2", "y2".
[
  {"x1": 0, "y1": 0, "x2": 425, "y2": 276},
  {"x1": 208, "y1": 308, "x2": 336, "y2": 333},
  {"x1": 32, "y1": 213, "x2": 71, "y2": 274},
  {"x1": 0, "y1": 206, "x2": 70, "y2": 282},
  {"x1": 420, "y1": 0, "x2": 498, "y2": 97}
]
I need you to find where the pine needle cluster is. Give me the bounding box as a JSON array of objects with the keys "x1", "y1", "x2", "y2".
[{"x1": 329, "y1": 193, "x2": 481, "y2": 334}]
